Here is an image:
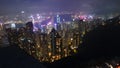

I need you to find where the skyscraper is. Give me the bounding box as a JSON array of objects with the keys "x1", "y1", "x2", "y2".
[{"x1": 50, "y1": 28, "x2": 61, "y2": 57}]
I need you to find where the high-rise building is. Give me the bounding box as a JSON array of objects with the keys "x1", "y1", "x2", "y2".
[
  {"x1": 26, "y1": 22, "x2": 34, "y2": 32},
  {"x1": 50, "y1": 28, "x2": 62, "y2": 57}
]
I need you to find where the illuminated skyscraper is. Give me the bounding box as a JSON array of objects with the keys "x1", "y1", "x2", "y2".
[
  {"x1": 50, "y1": 28, "x2": 61, "y2": 56},
  {"x1": 25, "y1": 22, "x2": 36, "y2": 57}
]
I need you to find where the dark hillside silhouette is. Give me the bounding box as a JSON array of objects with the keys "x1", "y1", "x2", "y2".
[{"x1": 0, "y1": 45, "x2": 46, "y2": 68}]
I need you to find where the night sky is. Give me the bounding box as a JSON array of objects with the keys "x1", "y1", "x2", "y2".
[{"x1": 0, "y1": 0, "x2": 120, "y2": 15}]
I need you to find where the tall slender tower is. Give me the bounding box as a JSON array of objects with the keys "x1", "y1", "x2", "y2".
[{"x1": 50, "y1": 28, "x2": 61, "y2": 56}]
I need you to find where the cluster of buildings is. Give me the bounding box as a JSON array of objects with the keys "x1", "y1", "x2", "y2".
[{"x1": 0, "y1": 13, "x2": 108, "y2": 62}]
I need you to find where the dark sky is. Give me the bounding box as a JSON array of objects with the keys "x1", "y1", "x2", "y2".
[{"x1": 0, "y1": 0, "x2": 120, "y2": 15}]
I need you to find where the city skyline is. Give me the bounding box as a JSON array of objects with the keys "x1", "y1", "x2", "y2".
[{"x1": 0, "y1": 0, "x2": 120, "y2": 15}]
